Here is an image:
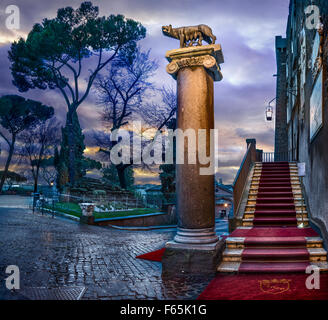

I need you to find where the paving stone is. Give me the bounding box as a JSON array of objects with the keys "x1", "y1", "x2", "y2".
[{"x1": 0, "y1": 204, "x2": 214, "y2": 300}]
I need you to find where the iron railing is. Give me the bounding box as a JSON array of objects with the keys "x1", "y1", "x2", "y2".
[{"x1": 31, "y1": 190, "x2": 177, "y2": 218}]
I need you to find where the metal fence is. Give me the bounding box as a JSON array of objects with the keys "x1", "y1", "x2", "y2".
[{"x1": 31, "y1": 189, "x2": 176, "y2": 217}]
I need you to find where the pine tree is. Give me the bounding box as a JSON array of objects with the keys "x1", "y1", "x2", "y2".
[
  {"x1": 102, "y1": 164, "x2": 134, "y2": 189},
  {"x1": 56, "y1": 111, "x2": 85, "y2": 189},
  {"x1": 159, "y1": 118, "x2": 176, "y2": 200}
]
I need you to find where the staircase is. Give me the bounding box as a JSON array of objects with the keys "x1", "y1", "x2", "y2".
[{"x1": 218, "y1": 162, "x2": 328, "y2": 273}]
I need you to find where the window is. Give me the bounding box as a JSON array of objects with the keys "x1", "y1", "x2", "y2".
[
  {"x1": 310, "y1": 70, "x2": 323, "y2": 141},
  {"x1": 312, "y1": 32, "x2": 320, "y2": 70},
  {"x1": 300, "y1": 28, "x2": 306, "y2": 109}
]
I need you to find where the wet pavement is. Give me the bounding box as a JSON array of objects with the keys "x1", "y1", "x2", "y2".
[{"x1": 0, "y1": 195, "x2": 226, "y2": 300}]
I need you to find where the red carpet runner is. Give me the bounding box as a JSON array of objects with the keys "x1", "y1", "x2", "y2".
[
  {"x1": 200, "y1": 162, "x2": 328, "y2": 299},
  {"x1": 136, "y1": 162, "x2": 328, "y2": 299},
  {"x1": 236, "y1": 162, "x2": 314, "y2": 273},
  {"x1": 233, "y1": 226, "x2": 318, "y2": 273},
  {"x1": 254, "y1": 162, "x2": 296, "y2": 227},
  {"x1": 197, "y1": 273, "x2": 328, "y2": 300},
  {"x1": 136, "y1": 248, "x2": 166, "y2": 262}
]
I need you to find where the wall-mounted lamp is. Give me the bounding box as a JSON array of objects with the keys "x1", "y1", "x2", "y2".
[{"x1": 265, "y1": 97, "x2": 276, "y2": 122}]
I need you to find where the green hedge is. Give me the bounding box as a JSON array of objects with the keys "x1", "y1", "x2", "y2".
[{"x1": 45, "y1": 202, "x2": 160, "y2": 219}]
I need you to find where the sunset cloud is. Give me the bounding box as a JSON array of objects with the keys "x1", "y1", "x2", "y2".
[{"x1": 0, "y1": 0, "x2": 289, "y2": 184}]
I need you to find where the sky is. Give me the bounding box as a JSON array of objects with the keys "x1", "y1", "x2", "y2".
[{"x1": 0, "y1": 0, "x2": 290, "y2": 184}]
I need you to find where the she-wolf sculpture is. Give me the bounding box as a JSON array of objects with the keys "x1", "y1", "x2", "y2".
[{"x1": 162, "y1": 24, "x2": 216, "y2": 48}]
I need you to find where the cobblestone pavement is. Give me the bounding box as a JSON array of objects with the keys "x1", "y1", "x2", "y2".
[{"x1": 0, "y1": 196, "x2": 216, "y2": 300}]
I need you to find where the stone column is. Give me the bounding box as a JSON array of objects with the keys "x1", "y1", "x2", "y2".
[{"x1": 162, "y1": 44, "x2": 224, "y2": 275}]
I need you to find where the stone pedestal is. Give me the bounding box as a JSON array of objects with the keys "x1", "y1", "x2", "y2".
[
  {"x1": 162, "y1": 44, "x2": 224, "y2": 274},
  {"x1": 79, "y1": 203, "x2": 95, "y2": 224}
]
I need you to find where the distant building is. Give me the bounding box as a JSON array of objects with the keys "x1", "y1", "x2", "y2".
[
  {"x1": 215, "y1": 179, "x2": 233, "y2": 219},
  {"x1": 275, "y1": 0, "x2": 328, "y2": 236}
]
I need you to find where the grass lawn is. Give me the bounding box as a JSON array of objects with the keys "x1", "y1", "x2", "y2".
[
  {"x1": 45, "y1": 202, "x2": 161, "y2": 219},
  {"x1": 44, "y1": 202, "x2": 81, "y2": 218}
]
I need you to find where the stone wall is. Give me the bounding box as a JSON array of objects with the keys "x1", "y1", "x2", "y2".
[{"x1": 93, "y1": 206, "x2": 177, "y2": 227}]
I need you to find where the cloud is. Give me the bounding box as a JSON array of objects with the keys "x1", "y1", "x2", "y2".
[{"x1": 0, "y1": 0, "x2": 289, "y2": 184}]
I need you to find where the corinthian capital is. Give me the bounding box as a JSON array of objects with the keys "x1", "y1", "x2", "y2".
[{"x1": 165, "y1": 44, "x2": 224, "y2": 81}]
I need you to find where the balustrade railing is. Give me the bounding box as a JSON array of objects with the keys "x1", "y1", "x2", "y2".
[{"x1": 261, "y1": 152, "x2": 292, "y2": 163}]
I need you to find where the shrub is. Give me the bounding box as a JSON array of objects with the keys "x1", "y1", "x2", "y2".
[{"x1": 93, "y1": 189, "x2": 106, "y2": 196}]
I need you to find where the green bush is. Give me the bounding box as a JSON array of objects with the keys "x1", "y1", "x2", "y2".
[
  {"x1": 70, "y1": 187, "x2": 88, "y2": 194},
  {"x1": 93, "y1": 189, "x2": 106, "y2": 196}
]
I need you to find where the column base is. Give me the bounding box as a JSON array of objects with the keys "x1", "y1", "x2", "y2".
[
  {"x1": 165, "y1": 240, "x2": 219, "y2": 251},
  {"x1": 162, "y1": 238, "x2": 225, "y2": 276},
  {"x1": 173, "y1": 227, "x2": 218, "y2": 244}
]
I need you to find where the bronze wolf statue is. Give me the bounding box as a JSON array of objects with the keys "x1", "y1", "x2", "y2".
[{"x1": 162, "y1": 24, "x2": 216, "y2": 48}]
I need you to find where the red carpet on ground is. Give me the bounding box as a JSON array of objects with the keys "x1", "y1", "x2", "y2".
[
  {"x1": 135, "y1": 236, "x2": 228, "y2": 262},
  {"x1": 198, "y1": 273, "x2": 328, "y2": 300},
  {"x1": 136, "y1": 248, "x2": 166, "y2": 262}
]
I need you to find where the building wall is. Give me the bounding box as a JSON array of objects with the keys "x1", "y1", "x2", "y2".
[
  {"x1": 275, "y1": 36, "x2": 288, "y2": 156},
  {"x1": 278, "y1": 0, "x2": 328, "y2": 238},
  {"x1": 215, "y1": 203, "x2": 232, "y2": 219}
]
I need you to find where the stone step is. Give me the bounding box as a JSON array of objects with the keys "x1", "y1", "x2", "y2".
[
  {"x1": 243, "y1": 216, "x2": 309, "y2": 222},
  {"x1": 254, "y1": 164, "x2": 298, "y2": 168},
  {"x1": 252, "y1": 175, "x2": 299, "y2": 179},
  {"x1": 251, "y1": 181, "x2": 300, "y2": 187},
  {"x1": 248, "y1": 190, "x2": 302, "y2": 196},
  {"x1": 254, "y1": 162, "x2": 298, "y2": 165},
  {"x1": 242, "y1": 217, "x2": 309, "y2": 227},
  {"x1": 225, "y1": 236, "x2": 324, "y2": 249},
  {"x1": 254, "y1": 167, "x2": 298, "y2": 171},
  {"x1": 245, "y1": 204, "x2": 307, "y2": 212},
  {"x1": 222, "y1": 248, "x2": 327, "y2": 262},
  {"x1": 244, "y1": 209, "x2": 308, "y2": 215},
  {"x1": 253, "y1": 172, "x2": 296, "y2": 175},
  {"x1": 247, "y1": 196, "x2": 304, "y2": 200},
  {"x1": 243, "y1": 213, "x2": 308, "y2": 220},
  {"x1": 250, "y1": 187, "x2": 301, "y2": 191},
  {"x1": 254, "y1": 167, "x2": 298, "y2": 170},
  {"x1": 252, "y1": 177, "x2": 300, "y2": 182},
  {"x1": 252, "y1": 171, "x2": 298, "y2": 175},
  {"x1": 250, "y1": 186, "x2": 301, "y2": 190},
  {"x1": 254, "y1": 168, "x2": 294, "y2": 170},
  {"x1": 217, "y1": 261, "x2": 328, "y2": 273},
  {"x1": 254, "y1": 166, "x2": 297, "y2": 169},
  {"x1": 247, "y1": 199, "x2": 306, "y2": 206}
]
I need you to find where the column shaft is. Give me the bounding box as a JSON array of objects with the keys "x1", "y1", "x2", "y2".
[{"x1": 176, "y1": 66, "x2": 215, "y2": 230}]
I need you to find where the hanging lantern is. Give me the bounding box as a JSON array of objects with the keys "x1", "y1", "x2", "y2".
[{"x1": 266, "y1": 105, "x2": 273, "y2": 121}]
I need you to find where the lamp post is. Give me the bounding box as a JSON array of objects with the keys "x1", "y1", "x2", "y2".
[
  {"x1": 266, "y1": 88, "x2": 298, "y2": 122},
  {"x1": 50, "y1": 180, "x2": 56, "y2": 218}
]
